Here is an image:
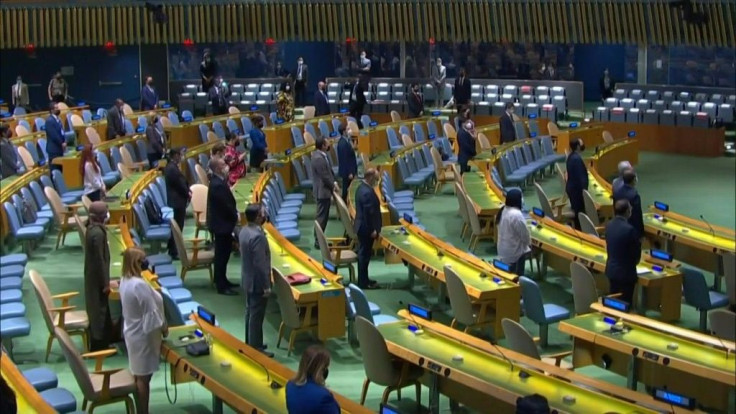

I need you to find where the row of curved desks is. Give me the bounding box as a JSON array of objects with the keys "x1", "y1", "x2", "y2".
[
  {"x1": 588, "y1": 138, "x2": 640, "y2": 179},
  {"x1": 106, "y1": 169, "x2": 160, "y2": 227},
  {"x1": 73, "y1": 107, "x2": 174, "y2": 146},
  {"x1": 4, "y1": 105, "x2": 88, "y2": 135},
  {"x1": 0, "y1": 351, "x2": 56, "y2": 413}
]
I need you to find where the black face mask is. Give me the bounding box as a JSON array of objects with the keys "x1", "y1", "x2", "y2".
[
  {"x1": 141, "y1": 259, "x2": 150, "y2": 271},
  {"x1": 322, "y1": 368, "x2": 329, "y2": 381},
  {"x1": 579, "y1": 144, "x2": 586, "y2": 151}
]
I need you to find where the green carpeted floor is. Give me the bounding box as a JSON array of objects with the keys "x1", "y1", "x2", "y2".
[{"x1": 5, "y1": 151, "x2": 735, "y2": 413}]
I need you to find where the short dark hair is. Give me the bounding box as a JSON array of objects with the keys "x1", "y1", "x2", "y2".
[
  {"x1": 0, "y1": 124, "x2": 9, "y2": 137},
  {"x1": 614, "y1": 199, "x2": 631, "y2": 216},
  {"x1": 622, "y1": 169, "x2": 637, "y2": 184},
  {"x1": 49, "y1": 102, "x2": 56, "y2": 111},
  {"x1": 337, "y1": 123, "x2": 346, "y2": 135},
  {"x1": 570, "y1": 138, "x2": 582, "y2": 151},
  {"x1": 245, "y1": 203, "x2": 262, "y2": 222},
  {"x1": 505, "y1": 102, "x2": 515, "y2": 110},
  {"x1": 315, "y1": 136, "x2": 327, "y2": 150},
  {"x1": 224, "y1": 131, "x2": 235, "y2": 142}
]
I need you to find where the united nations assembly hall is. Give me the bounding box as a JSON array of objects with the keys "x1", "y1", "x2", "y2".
[{"x1": 0, "y1": 0, "x2": 735, "y2": 413}]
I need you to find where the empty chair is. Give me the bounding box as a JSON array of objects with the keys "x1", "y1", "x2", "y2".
[
  {"x1": 501, "y1": 318, "x2": 572, "y2": 368},
  {"x1": 676, "y1": 110, "x2": 693, "y2": 127},
  {"x1": 170, "y1": 218, "x2": 214, "y2": 282},
  {"x1": 570, "y1": 262, "x2": 602, "y2": 314},
  {"x1": 708, "y1": 309, "x2": 735, "y2": 341},
  {"x1": 629, "y1": 89, "x2": 643, "y2": 100},
  {"x1": 636, "y1": 99, "x2": 650, "y2": 109},
  {"x1": 693, "y1": 112, "x2": 710, "y2": 128},
  {"x1": 627, "y1": 107, "x2": 641, "y2": 123},
  {"x1": 681, "y1": 268, "x2": 729, "y2": 332},
  {"x1": 444, "y1": 266, "x2": 493, "y2": 336},
  {"x1": 659, "y1": 110, "x2": 675, "y2": 126},
  {"x1": 604, "y1": 98, "x2": 618, "y2": 109},
  {"x1": 315, "y1": 221, "x2": 356, "y2": 283},
  {"x1": 534, "y1": 182, "x2": 573, "y2": 223},
  {"x1": 51, "y1": 170, "x2": 84, "y2": 200},
  {"x1": 719, "y1": 104, "x2": 733, "y2": 123},
  {"x1": 642, "y1": 109, "x2": 659, "y2": 125},
  {"x1": 594, "y1": 106, "x2": 608, "y2": 122},
  {"x1": 273, "y1": 269, "x2": 317, "y2": 356},
  {"x1": 610, "y1": 107, "x2": 626, "y2": 123},
  {"x1": 519, "y1": 276, "x2": 570, "y2": 347}
]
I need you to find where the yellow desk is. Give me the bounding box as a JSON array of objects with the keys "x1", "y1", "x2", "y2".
[
  {"x1": 559, "y1": 311, "x2": 735, "y2": 411},
  {"x1": 462, "y1": 171, "x2": 505, "y2": 220},
  {"x1": 588, "y1": 138, "x2": 639, "y2": 179},
  {"x1": 164, "y1": 114, "x2": 247, "y2": 149},
  {"x1": 0, "y1": 352, "x2": 56, "y2": 414},
  {"x1": 162, "y1": 315, "x2": 372, "y2": 414},
  {"x1": 554, "y1": 124, "x2": 607, "y2": 154},
  {"x1": 0, "y1": 167, "x2": 48, "y2": 240},
  {"x1": 73, "y1": 107, "x2": 175, "y2": 146},
  {"x1": 529, "y1": 213, "x2": 683, "y2": 321},
  {"x1": 106, "y1": 170, "x2": 159, "y2": 227},
  {"x1": 10, "y1": 130, "x2": 46, "y2": 147}
]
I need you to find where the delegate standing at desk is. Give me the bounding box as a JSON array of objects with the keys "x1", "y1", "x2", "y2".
[
  {"x1": 354, "y1": 168, "x2": 382, "y2": 290},
  {"x1": 85, "y1": 202, "x2": 114, "y2": 351},
  {"x1": 286, "y1": 345, "x2": 340, "y2": 414},
  {"x1": 565, "y1": 138, "x2": 588, "y2": 229},
  {"x1": 106, "y1": 99, "x2": 127, "y2": 140},
  {"x1": 457, "y1": 121, "x2": 477, "y2": 174},
  {"x1": 605, "y1": 199, "x2": 641, "y2": 304},
  {"x1": 613, "y1": 168, "x2": 644, "y2": 238},
  {"x1": 145, "y1": 114, "x2": 165, "y2": 167},
  {"x1": 336, "y1": 124, "x2": 357, "y2": 201},
  {"x1": 164, "y1": 149, "x2": 190, "y2": 259},
  {"x1": 249, "y1": 116, "x2": 267, "y2": 172},
  {"x1": 496, "y1": 188, "x2": 531, "y2": 275},
  {"x1": 207, "y1": 158, "x2": 239, "y2": 296},
  {"x1": 45, "y1": 102, "x2": 66, "y2": 172},
  {"x1": 314, "y1": 82, "x2": 330, "y2": 117},
  {"x1": 499, "y1": 102, "x2": 516, "y2": 144},
  {"x1": 80, "y1": 144, "x2": 105, "y2": 202},
  {"x1": 407, "y1": 83, "x2": 424, "y2": 118},
  {"x1": 140, "y1": 76, "x2": 159, "y2": 111},
  {"x1": 611, "y1": 160, "x2": 631, "y2": 193}
]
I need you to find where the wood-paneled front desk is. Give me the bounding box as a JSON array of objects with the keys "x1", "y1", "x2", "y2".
[
  {"x1": 1, "y1": 167, "x2": 48, "y2": 240},
  {"x1": 377, "y1": 311, "x2": 688, "y2": 414},
  {"x1": 1, "y1": 351, "x2": 56, "y2": 413},
  {"x1": 588, "y1": 138, "x2": 640, "y2": 179},
  {"x1": 381, "y1": 219, "x2": 519, "y2": 339},
  {"x1": 163, "y1": 315, "x2": 372, "y2": 414},
  {"x1": 73, "y1": 106, "x2": 175, "y2": 146},
  {"x1": 560, "y1": 302, "x2": 735, "y2": 412},
  {"x1": 528, "y1": 212, "x2": 684, "y2": 321}
]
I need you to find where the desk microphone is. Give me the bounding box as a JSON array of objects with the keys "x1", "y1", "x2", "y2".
[
  {"x1": 237, "y1": 349, "x2": 282, "y2": 389},
  {"x1": 714, "y1": 336, "x2": 731, "y2": 361},
  {"x1": 489, "y1": 338, "x2": 516, "y2": 373},
  {"x1": 699, "y1": 214, "x2": 715, "y2": 238}
]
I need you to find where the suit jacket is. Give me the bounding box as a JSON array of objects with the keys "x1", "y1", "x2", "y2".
[
  {"x1": 354, "y1": 181, "x2": 382, "y2": 239},
  {"x1": 106, "y1": 106, "x2": 126, "y2": 140},
  {"x1": 613, "y1": 184, "x2": 644, "y2": 237},
  {"x1": 238, "y1": 224, "x2": 272, "y2": 294},
  {"x1": 140, "y1": 86, "x2": 158, "y2": 111},
  {"x1": 0, "y1": 138, "x2": 19, "y2": 178},
  {"x1": 83, "y1": 223, "x2": 111, "y2": 343},
  {"x1": 11, "y1": 83, "x2": 29, "y2": 107},
  {"x1": 499, "y1": 112, "x2": 516, "y2": 143},
  {"x1": 286, "y1": 380, "x2": 341, "y2": 414},
  {"x1": 605, "y1": 216, "x2": 641, "y2": 286},
  {"x1": 407, "y1": 91, "x2": 424, "y2": 118},
  {"x1": 457, "y1": 129, "x2": 477, "y2": 165},
  {"x1": 164, "y1": 161, "x2": 189, "y2": 209},
  {"x1": 44, "y1": 115, "x2": 65, "y2": 159},
  {"x1": 294, "y1": 63, "x2": 309, "y2": 83},
  {"x1": 310, "y1": 150, "x2": 335, "y2": 200},
  {"x1": 565, "y1": 152, "x2": 588, "y2": 212},
  {"x1": 207, "y1": 174, "x2": 238, "y2": 234},
  {"x1": 145, "y1": 125, "x2": 165, "y2": 157},
  {"x1": 453, "y1": 77, "x2": 471, "y2": 105},
  {"x1": 337, "y1": 136, "x2": 357, "y2": 179},
  {"x1": 314, "y1": 90, "x2": 330, "y2": 117},
  {"x1": 209, "y1": 86, "x2": 229, "y2": 115},
  {"x1": 348, "y1": 82, "x2": 367, "y2": 115}
]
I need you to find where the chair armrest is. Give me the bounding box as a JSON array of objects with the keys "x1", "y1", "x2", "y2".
[
  {"x1": 92, "y1": 368, "x2": 124, "y2": 401},
  {"x1": 326, "y1": 236, "x2": 348, "y2": 245},
  {"x1": 187, "y1": 238, "x2": 205, "y2": 246},
  {"x1": 66, "y1": 204, "x2": 84, "y2": 212},
  {"x1": 48, "y1": 306, "x2": 76, "y2": 329},
  {"x1": 52, "y1": 291, "x2": 79, "y2": 307},
  {"x1": 544, "y1": 350, "x2": 573, "y2": 366},
  {"x1": 83, "y1": 349, "x2": 118, "y2": 371}
]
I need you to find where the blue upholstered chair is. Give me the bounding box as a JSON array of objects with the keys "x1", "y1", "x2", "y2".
[{"x1": 519, "y1": 276, "x2": 570, "y2": 347}]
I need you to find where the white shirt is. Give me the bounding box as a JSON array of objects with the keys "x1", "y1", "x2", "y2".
[
  {"x1": 297, "y1": 63, "x2": 303, "y2": 80},
  {"x1": 120, "y1": 276, "x2": 165, "y2": 376},
  {"x1": 497, "y1": 207, "x2": 531, "y2": 264},
  {"x1": 83, "y1": 161, "x2": 105, "y2": 194}
]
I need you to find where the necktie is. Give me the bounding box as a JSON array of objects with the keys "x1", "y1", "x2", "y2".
[
  {"x1": 352, "y1": 85, "x2": 357, "y2": 101},
  {"x1": 298, "y1": 64, "x2": 302, "y2": 79}
]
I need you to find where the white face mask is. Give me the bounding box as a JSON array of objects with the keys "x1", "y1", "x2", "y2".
[
  {"x1": 104, "y1": 212, "x2": 110, "y2": 223},
  {"x1": 361, "y1": 54, "x2": 366, "y2": 59},
  {"x1": 298, "y1": 60, "x2": 303, "y2": 65}
]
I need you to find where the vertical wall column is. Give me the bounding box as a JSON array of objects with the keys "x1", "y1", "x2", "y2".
[{"x1": 637, "y1": 45, "x2": 647, "y2": 84}]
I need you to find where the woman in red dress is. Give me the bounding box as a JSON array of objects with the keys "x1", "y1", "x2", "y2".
[{"x1": 223, "y1": 132, "x2": 247, "y2": 186}]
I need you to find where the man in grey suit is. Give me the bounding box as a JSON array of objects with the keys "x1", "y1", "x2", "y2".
[
  {"x1": 612, "y1": 160, "x2": 631, "y2": 193},
  {"x1": 11, "y1": 76, "x2": 29, "y2": 111},
  {"x1": 310, "y1": 137, "x2": 339, "y2": 249},
  {"x1": 106, "y1": 98, "x2": 126, "y2": 140},
  {"x1": 239, "y1": 203, "x2": 274, "y2": 358}
]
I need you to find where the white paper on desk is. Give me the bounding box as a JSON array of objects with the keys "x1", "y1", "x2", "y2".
[{"x1": 636, "y1": 266, "x2": 651, "y2": 275}]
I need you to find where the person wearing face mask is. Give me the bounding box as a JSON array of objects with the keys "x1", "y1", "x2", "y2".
[
  {"x1": 0, "y1": 124, "x2": 19, "y2": 179},
  {"x1": 599, "y1": 68, "x2": 614, "y2": 101},
  {"x1": 348, "y1": 77, "x2": 367, "y2": 127},
  {"x1": 605, "y1": 199, "x2": 641, "y2": 305},
  {"x1": 457, "y1": 120, "x2": 477, "y2": 174},
  {"x1": 11, "y1": 76, "x2": 29, "y2": 111},
  {"x1": 336, "y1": 124, "x2": 357, "y2": 201},
  {"x1": 613, "y1": 168, "x2": 644, "y2": 238},
  {"x1": 249, "y1": 116, "x2": 268, "y2": 171},
  {"x1": 48, "y1": 71, "x2": 68, "y2": 103},
  {"x1": 84, "y1": 201, "x2": 115, "y2": 351},
  {"x1": 200, "y1": 51, "x2": 218, "y2": 92},
  {"x1": 565, "y1": 138, "x2": 588, "y2": 229},
  {"x1": 80, "y1": 144, "x2": 106, "y2": 202},
  {"x1": 45, "y1": 102, "x2": 66, "y2": 173},
  {"x1": 311, "y1": 137, "x2": 340, "y2": 249},
  {"x1": 433, "y1": 58, "x2": 447, "y2": 106},
  {"x1": 140, "y1": 76, "x2": 158, "y2": 111},
  {"x1": 495, "y1": 188, "x2": 531, "y2": 276},
  {"x1": 453, "y1": 68, "x2": 472, "y2": 109},
  {"x1": 106, "y1": 98, "x2": 127, "y2": 140},
  {"x1": 354, "y1": 168, "x2": 381, "y2": 289},
  {"x1": 277, "y1": 81, "x2": 295, "y2": 122},
  {"x1": 500, "y1": 102, "x2": 517, "y2": 144},
  {"x1": 239, "y1": 203, "x2": 273, "y2": 357},
  {"x1": 207, "y1": 157, "x2": 240, "y2": 296},
  {"x1": 407, "y1": 83, "x2": 424, "y2": 119},
  {"x1": 164, "y1": 148, "x2": 190, "y2": 259},
  {"x1": 224, "y1": 132, "x2": 247, "y2": 186},
  {"x1": 313, "y1": 81, "x2": 330, "y2": 117},
  {"x1": 209, "y1": 77, "x2": 230, "y2": 116},
  {"x1": 119, "y1": 247, "x2": 167, "y2": 414},
  {"x1": 293, "y1": 57, "x2": 309, "y2": 107},
  {"x1": 285, "y1": 345, "x2": 340, "y2": 413},
  {"x1": 358, "y1": 51, "x2": 371, "y2": 80},
  {"x1": 145, "y1": 113, "x2": 165, "y2": 166}
]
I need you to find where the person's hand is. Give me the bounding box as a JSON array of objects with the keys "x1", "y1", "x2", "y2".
[
  {"x1": 263, "y1": 288, "x2": 272, "y2": 298},
  {"x1": 348, "y1": 174, "x2": 354, "y2": 180},
  {"x1": 371, "y1": 230, "x2": 378, "y2": 239},
  {"x1": 62, "y1": 142, "x2": 67, "y2": 150},
  {"x1": 162, "y1": 325, "x2": 169, "y2": 338},
  {"x1": 109, "y1": 280, "x2": 120, "y2": 290}
]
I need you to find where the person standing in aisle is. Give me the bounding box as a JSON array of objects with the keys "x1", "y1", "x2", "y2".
[
  {"x1": 84, "y1": 201, "x2": 114, "y2": 351},
  {"x1": 353, "y1": 168, "x2": 382, "y2": 289},
  {"x1": 565, "y1": 138, "x2": 588, "y2": 229},
  {"x1": 207, "y1": 158, "x2": 239, "y2": 295},
  {"x1": 294, "y1": 57, "x2": 309, "y2": 107},
  {"x1": 311, "y1": 137, "x2": 339, "y2": 249},
  {"x1": 336, "y1": 124, "x2": 357, "y2": 201},
  {"x1": 164, "y1": 148, "x2": 190, "y2": 259},
  {"x1": 605, "y1": 199, "x2": 641, "y2": 305}
]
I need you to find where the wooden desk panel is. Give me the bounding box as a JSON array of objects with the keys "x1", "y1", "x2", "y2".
[
  {"x1": 588, "y1": 138, "x2": 639, "y2": 179},
  {"x1": 602, "y1": 122, "x2": 725, "y2": 157}
]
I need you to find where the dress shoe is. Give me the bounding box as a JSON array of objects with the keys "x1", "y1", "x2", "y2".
[
  {"x1": 226, "y1": 280, "x2": 240, "y2": 288},
  {"x1": 259, "y1": 344, "x2": 269, "y2": 350},
  {"x1": 217, "y1": 288, "x2": 238, "y2": 296},
  {"x1": 260, "y1": 350, "x2": 275, "y2": 358},
  {"x1": 358, "y1": 281, "x2": 380, "y2": 290}
]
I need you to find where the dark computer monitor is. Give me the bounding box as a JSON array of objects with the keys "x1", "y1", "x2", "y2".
[
  {"x1": 650, "y1": 249, "x2": 673, "y2": 262},
  {"x1": 653, "y1": 201, "x2": 669, "y2": 212},
  {"x1": 403, "y1": 213, "x2": 413, "y2": 224},
  {"x1": 602, "y1": 296, "x2": 631, "y2": 313},
  {"x1": 197, "y1": 305, "x2": 216, "y2": 325},
  {"x1": 407, "y1": 303, "x2": 432, "y2": 320}
]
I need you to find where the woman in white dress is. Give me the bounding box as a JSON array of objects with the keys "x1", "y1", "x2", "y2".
[{"x1": 119, "y1": 247, "x2": 167, "y2": 414}]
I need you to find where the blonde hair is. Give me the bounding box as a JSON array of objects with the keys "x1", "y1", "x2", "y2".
[
  {"x1": 121, "y1": 247, "x2": 147, "y2": 278},
  {"x1": 291, "y1": 345, "x2": 331, "y2": 386}
]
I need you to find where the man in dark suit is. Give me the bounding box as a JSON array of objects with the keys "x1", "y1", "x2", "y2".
[
  {"x1": 311, "y1": 137, "x2": 339, "y2": 248},
  {"x1": 565, "y1": 138, "x2": 588, "y2": 229},
  {"x1": 140, "y1": 76, "x2": 159, "y2": 111},
  {"x1": 499, "y1": 102, "x2": 516, "y2": 143},
  {"x1": 209, "y1": 77, "x2": 229, "y2": 116},
  {"x1": 453, "y1": 68, "x2": 471, "y2": 108},
  {"x1": 45, "y1": 102, "x2": 66, "y2": 172},
  {"x1": 599, "y1": 68, "x2": 614, "y2": 101},
  {"x1": 354, "y1": 168, "x2": 382, "y2": 289},
  {"x1": 293, "y1": 57, "x2": 309, "y2": 107},
  {"x1": 406, "y1": 83, "x2": 424, "y2": 118},
  {"x1": 457, "y1": 120, "x2": 476, "y2": 174},
  {"x1": 238, "y1": 203, "x2": 273, "y2": 357},
  {"x1": 348, "y1": 78, "x2": 367, "y2": 128},
  {"x1": 106, "y1": 99, "x2": 126, "y2": 140},
  {"x1": 0, "y1": 124, "x2": 19, "y2": 179},
  {"x1": 613, "y1": 168, "x2": 644, "y2": 238},
  {"x1": 164, "y1": 148, "x2": 190, "y2": 258},
  {"x1": 207, "y1": 158, "x2": 239, "y2": 295},
  {"x1": 336, "y1": 124, "x2": 357, "y2": 201},
  {"x1": 313, "y1": 81, "x2": 330, "y2": 117},
  {"x1": 605, "y1": 199, "x2": 641, "y2": 304}
]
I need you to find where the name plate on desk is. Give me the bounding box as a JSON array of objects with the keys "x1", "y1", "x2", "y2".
[{"x1": 321, "y1": 290, "x2": 342, "y2": 298}]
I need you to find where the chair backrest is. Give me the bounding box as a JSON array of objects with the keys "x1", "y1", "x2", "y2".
[
  {"x1": 86, "y1": 127, "x2": 101, "y2": 146},
  {"x1": 120, "y1": 146, "x2": 137, "y2": 169},
  {"x1": 272, "y1": 268, "x2": 303, "y2": 329},
  {"x1": 333, "y1": 192, "x2": 358, "y2": 240},
  {"x1": 355, "y1": 316, "x2": 395, "y2": 386},
  {"x1": 390, "y1": 110, "x2": 401, "y2": 122},
  {"x1": 17, "y1": 146, "x2": 35, "y2": 169},
  {"x1": 29, "y1": 270, "x2": 58, "y2": 336},
  {"x1": 303, "y1": 131, "x2": 315, "y2": 146},
  {"x1": 547, "y1": 122, "x2": 560, "y2": 136},
  {"x1": 169, "y1": 218, "x2": 191, "y2": 268},
  {"x1": 533, "y1": 182, "x2": 556, "y2": 218},
  {"x1": 681, "y1": 268, "x2": 711, "y2": 309},
  {"x1": 444, "y1": 266, "x2": 476, "y2": 326},
  {"x1": 194, "y1": 164, "x2": 209, "y2": 186},
  {"x1": 463, "y1": 192, "x2": 483, "y2": 234},
  {"x1": 118, "y1": 163, "x2": 132, "y2": 179},
  {"x1": 302, "y1": 106, "x2": 315, "y2": 119},
  {"x1": 43, "y1": 186, "x2": 67, "y2": 226},
  {"x1": 314, "y1": 221, "x2": 334, "y2": 263},
  {"x1": 160, "y1": 287, "x2": 187, "y2": 327},
  {"x1": 723, "y1": 252, "x2": 735, "y2": 306},
  {"x1": 477, "y1": 133, "x2": 491, "y2": 150},
  {"x1": 29, "y1": 181, "x2": 48, "y2": 209},
  {"x1": 400, "y1": 134, "x2": 413, "y2": 148},
  {"x1": 578, "y1": 213, "x2": 600, "y2": 238},
  {"x1": 228, "y1": 106, "x2": 240, "y2": 115},
  {"x1": 443, "y1": 123, "x2": 457, "y2": 141},
  {"x1": 708, "y1": 309, "x2": 736, "y2": 341},
  {"x1": 347, "y1": 284, "x2": 375, "y2": 324},
  {"x1": 602, "y1": 130, "x2": 614, "y2": 143},
  {"x1": 501, "y1": 318, "x2": 543, "y2": 360},
  {"x1": 454, "y1": 183, "x2": 470, "y2": 224},
  {"x1": 54, "y1": 327, "x2": 97, "y2": 400},
  {"x1": 570, "y1": 262, "x2": 599, "y2": 314},
  {"x1": 519, "y1": 276, "x2": 546, "y2": 324}
]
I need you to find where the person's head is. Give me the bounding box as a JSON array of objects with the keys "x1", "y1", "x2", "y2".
[
  {"x1": 168, "y1": 147, "x2": 183, "y2": 164},
  {"x1": 49, "y1": 102, "x2": 61, "y2": 116},
  {"x1": 411, "y1": 83, "x2": 420, "y2": 93},
  {"x1": 225, "y1": 131, "x2": 238, "y2": 146},
  {"x1": 360, "y1": 51, "x2": 366, "y2": 59},
  {"x1": 211, "y1": 142, "x2": 226, "y2": 158},
  {"x1": 505, "y1": 102, "x2": 515, "y2": 114},
  {"x1": 297, "y1": 56, "x2": 304, "y2": 65},
  {"x1": 459, "y1": 68, "x2": 466, "y2": 77},
  {"x1": 115, "y1": 99, "x2": 125, "y2": 110},
  {"x1": 460, "y1": 106, "x2": 471, "y2": 120},
  {"x1": 121, "y1": 247, "x2": 148, "y2": 278},
  {"x1": 276, "y1": 61, "x2": 282, "y2": 69},
  {"x1": 0, "y1": 124, "x2": 10, "y2": 139},
  {"x1": 210, "y1": 157, "x2": 228, "y2": 178},
  {"x1": 203, "y1": 51, "x2": 211, "y2": 63},
  {"x1": 80, "y1": 144, "x2": 99, "y2": 175},
  {"x1": 215, "y1": 76, "x2": 224, "y2": 86},
  {"x1": 364, "y1": 168, "x2": 379, "y2": 187},
  {"x1": 88, "y1": 201, "x2": 109, "y2": 225},
  {"x1": 145, "y1": 76, "x2": 153, "y2": 86},
  {"x1": 244, "y1": 202, "x2": 265, "y2": 225},
  {"x1": 436, "y1": 58, "x2": 442, "y2": 66},
  {"x1": 603, "y1": 68, "x2": 609, "y2": 76},
  {"x1": 251, "y1": 115, "x2": 264, "y2": 129},
  {"x1": 280, "y1": 81, "x2": 291, "y2": 94},
  {"x1": 147, "y1": 113, "x2": 159, "y2": 127},
  {"x1": 570, "y1": 138, "x2": 585, "y2": 152},
  {"x1": 55, "y1": 71, "x2": 62, "y2": 80},
  {"x1": 318, "y1": 81, "x2": 326, "y2": 91},
  {"x1": 315, "y1": 136, "x2": 328, "y2": 151},
  {"x1": 16, "y1": 76, "x2": 22, "y2": 83},
  {"x1": 292, "y1": 345, "x2": 331, "y2": 386},
  {"x1": 505, "y1": 188, "x2": 523, "y2": 210},
  {"x1": 622, "y1": 168, "x2": 637, "y2": 186},
  {"x1": 614, "y1": 199, "x2": 632, "y2": 219},
  {"x1": 617, "y1": 160, "x2": 632, "y2": 176}
]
